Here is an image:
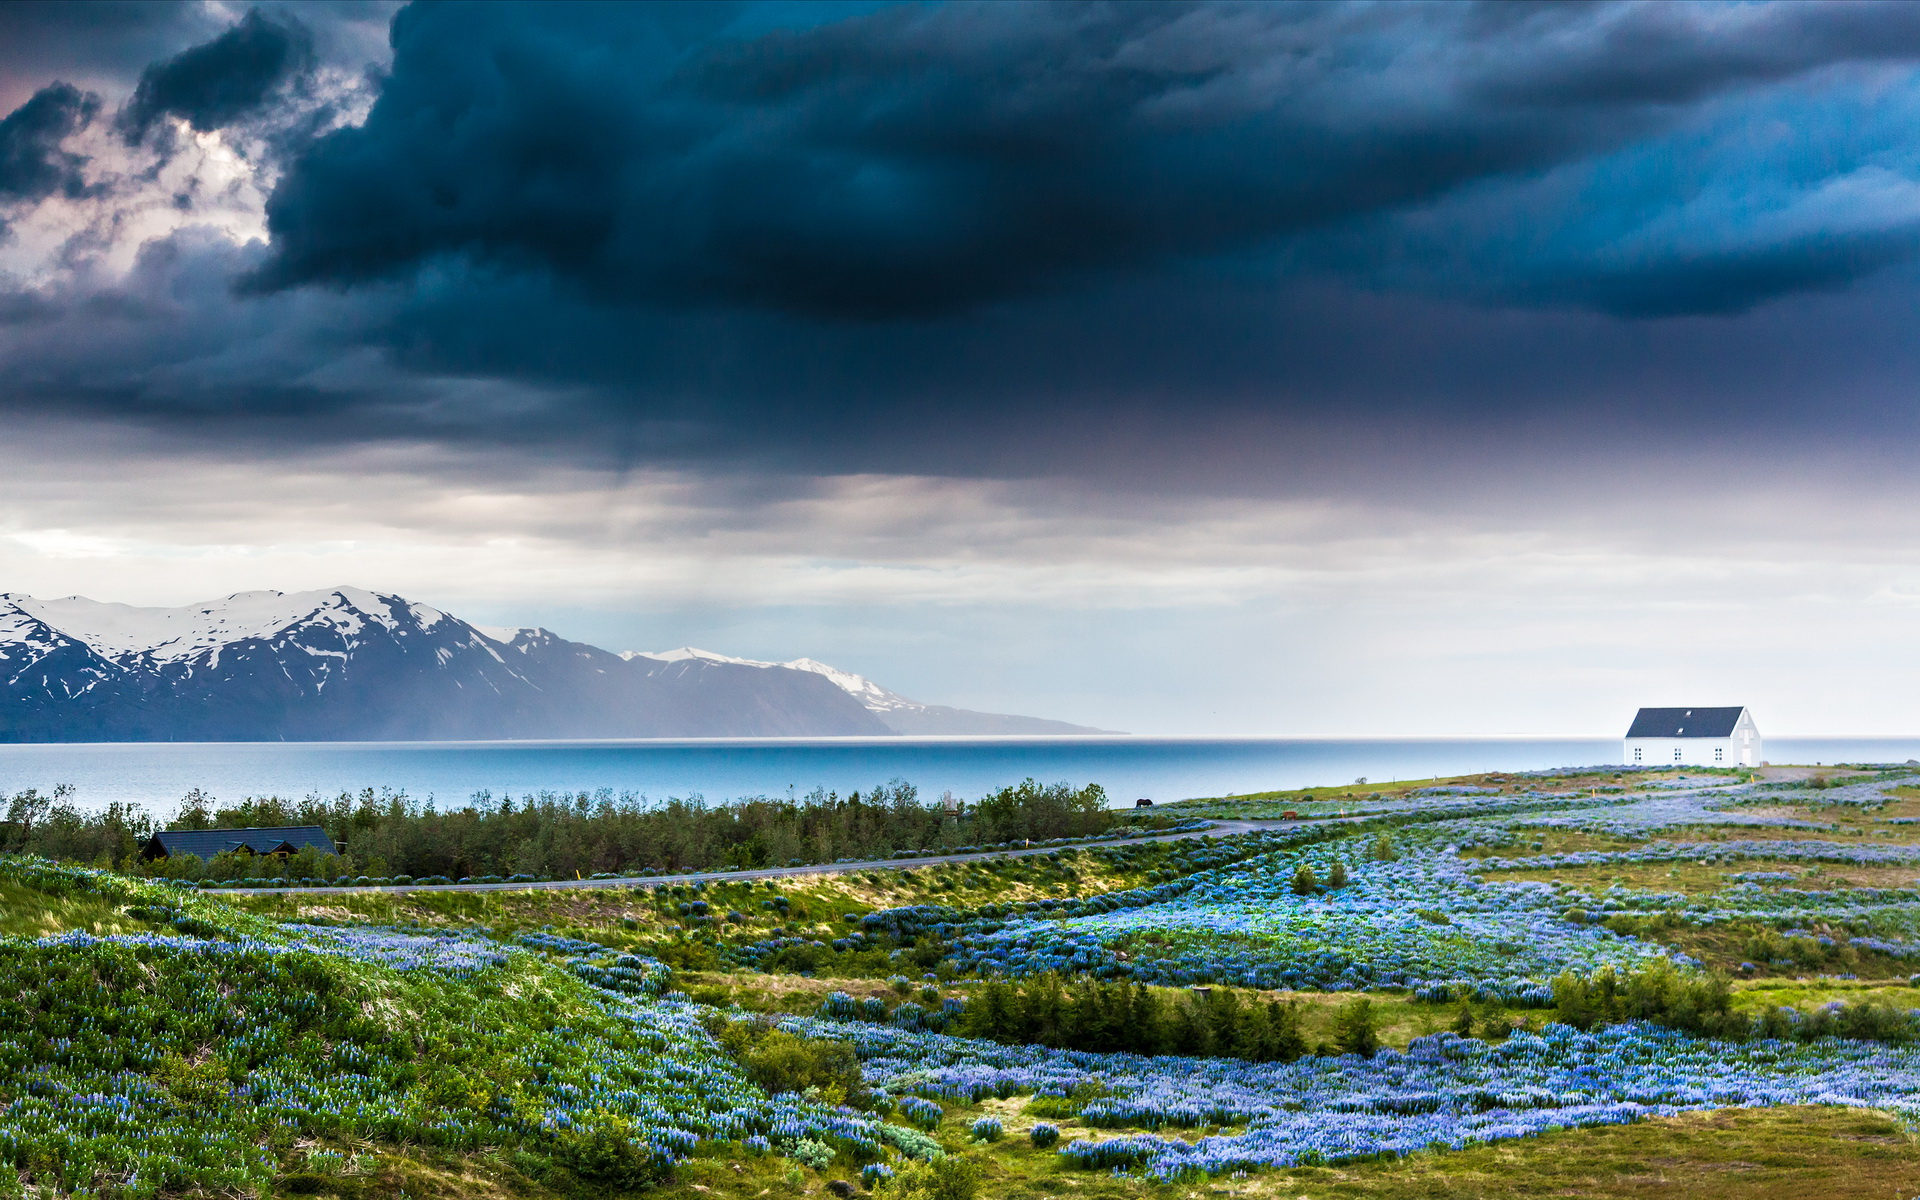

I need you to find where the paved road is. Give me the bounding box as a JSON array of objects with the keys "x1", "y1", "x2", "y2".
[{"x1": 224, "y1": 817, "x2": 1314, "y2": 898}]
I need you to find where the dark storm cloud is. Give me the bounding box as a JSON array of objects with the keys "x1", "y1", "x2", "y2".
[
  {"x1": 1470, "y1": 1, "x2": 1920, "y2": 107},
  {"x1": 119, "y1": 9, "x2": 318, "y2": 142},
  {"x1": 0, "y1": 2, "x2": 398, "y2": 129},
  {"x1": 249, "y1": 0, "x2": 1920, "y2": 319},
  {"x1": 0, "y1": 3, "x2": 228, "y2": 111},
  {"x1": 5, "y1": 0, "x2": 1920, "y2": 482},
  {"x1": 0, "y1": 83, "x2": 99, "y2": 206}
]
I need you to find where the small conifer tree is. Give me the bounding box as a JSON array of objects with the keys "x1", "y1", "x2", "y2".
[
  {"x1": 1333, "y1": 996, "x2": 1380, "y2": 1058},
  {"x1": 1290, "y1": 863, "x2": 1319, "y2": 895},
  {"x1": 1452, "y1": 1002, "x2": 1475, "y2": 1038}
]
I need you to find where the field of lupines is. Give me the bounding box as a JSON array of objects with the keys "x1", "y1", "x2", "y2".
[
  {"x1": 0, "y1": 857, "x2": 943, "y2": 1198},
  {"x1": 17, "y1": 764, "x2": 1920, "y2": 1194},
  {"x1": 784, "y1": 1012, "x2": 1920, "y2": 1179}
]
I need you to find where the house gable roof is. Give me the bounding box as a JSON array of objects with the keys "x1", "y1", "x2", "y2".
[
  {"x1": 145, "y1": 825, "x2": 337, "y2": 859},
  {"x1": 1625, "y1": 707, "x2": 1746, "y2": 739}
]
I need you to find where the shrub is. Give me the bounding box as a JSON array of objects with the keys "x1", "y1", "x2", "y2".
[
  {"x1": 1551, "y1": 961, "x2": 1753, "y2": 1040},
  {"x1": 881, "y1": 1155, "x2": 980, "y2": 1200},
  {"x1": 1325, "y1": 860, "x2": 1349, "y2": 889},
  {"x1": 1290, "y1": 864, "x2": 1318, "y2": 895},
  {"x1": 786, "y1": 1138, "x2": 834, "y2": 1170},
  {"x1": 1803, "y1": 997, "x2": 1920, "y2": 1044},
  {"x1": 739, "y1": 1031, "x2": 871, "y2": 1109},
  {"x1": 1333, "y1": 996, "x2": 1379, "y2": 1057},
  {"x1": 552, "y1": 1115, "x2": 669, "y2": 1188},
  {"x1": 1451, "y1": 1003, "x2": 1475, "y2": 1038}
]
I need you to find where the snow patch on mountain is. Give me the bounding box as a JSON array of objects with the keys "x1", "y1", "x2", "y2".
[
  {"x1": 622, "y1": 647, "x2": 914, "y2": 710},
  {"x1": 781, "y1": 658, "x2": 918, "y2": 712},
  {"x1": 627, "y1": 647, "x2": 776, "y2": 668},
  {"x1": 617, "y1": 646, "x2": 1111, "y2": 733},
  {"x1": 7, "y1": 586, "x2": 449, "y2": 663},
  {"x1": 471, "y1": 623, "x2": 534, "y2": 645}
]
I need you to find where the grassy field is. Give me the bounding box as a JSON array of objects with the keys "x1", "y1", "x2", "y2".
[
  {"x1": 1165, "y1": 767, "x2": 1735, "y2": 818},
  {"x1": 318, "y1": 1105, "x2": 1920, "y2": 1200},
  {"x1": 644, "y1": 1105, "x2": 1920, "y2": 1200},
  {"x1": 0, "y1": 877, "x2": 167, "y2": 938},
  {"x1": 226, "y1": 842, "x2": 1211, "y2": 978},
  {"x1": 17, "y1": 765, "x2": 1920, "y2": 1199}
]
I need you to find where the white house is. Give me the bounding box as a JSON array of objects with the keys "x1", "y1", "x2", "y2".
[{"x1": 1623, "y1": 707, "x2": 1761, "y2": 767}]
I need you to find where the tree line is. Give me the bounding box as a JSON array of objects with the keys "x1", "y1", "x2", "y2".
[
  {"x1": 958, "y1": 972, "x2": 1383, "y2": 1062},
  {"x1": 0, "y1": 777, "x2": 1124, "y2": 881}
]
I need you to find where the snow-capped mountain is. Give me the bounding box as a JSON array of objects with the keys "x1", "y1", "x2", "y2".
[
  {"x1": 621, "y1": 648, "x2": 1113, "y2": 736},
  {"x1": 0, "y1": 587, "x2": 888, "y2": 742}
]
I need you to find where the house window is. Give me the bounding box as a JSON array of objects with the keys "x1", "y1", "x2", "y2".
[
  {"x1": 1633, "y1": 747, "x2": 1642, "y2": 762},
  {"x1": 1673, "y1": 748, "x2": 1683, "y2": 762},
  {"x1": 1714, "y1": 748, "x2": 1723, "y2": 762}
]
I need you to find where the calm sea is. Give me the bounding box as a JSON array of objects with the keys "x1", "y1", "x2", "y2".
[{"x1": 7, "y1": 735, "x2": 1919, "y2": 815}]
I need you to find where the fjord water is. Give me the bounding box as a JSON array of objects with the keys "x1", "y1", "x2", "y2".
[{"x1": 10, "y1": 735, "x2": 1920, "y2": 813}]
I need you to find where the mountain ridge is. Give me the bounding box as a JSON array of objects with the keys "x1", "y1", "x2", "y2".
[
  {"x1": 618, "y1": 646, "x2": 1115, "y2": 736},
  {"x1": 0, "y1": 587, "x2": 1112, "y2": 741}
]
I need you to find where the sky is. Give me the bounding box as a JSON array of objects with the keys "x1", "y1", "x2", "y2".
[{"x1": 3, "y1": 0, "x2": 1920, "y2": 737}]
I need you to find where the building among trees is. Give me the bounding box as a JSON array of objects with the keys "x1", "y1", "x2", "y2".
[{"x1": 141, "y1": 825, "x2": 337, "y2": 861}]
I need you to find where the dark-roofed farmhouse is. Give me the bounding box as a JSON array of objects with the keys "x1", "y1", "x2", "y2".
[
  {"x1": 141, "y1": 825, "x2": 337, "y2": 861},
  {"x1": 1623, "y1": 707, "x2": 1761, "y2": 768}
]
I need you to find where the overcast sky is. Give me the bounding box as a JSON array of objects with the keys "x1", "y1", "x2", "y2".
[{"x1": 3, "y1": 0, "x2": 1920, "y2": 736}]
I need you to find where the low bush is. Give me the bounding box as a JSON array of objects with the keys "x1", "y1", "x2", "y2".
[
  {"x1": 960, "y1": 974, "x2": 1307, "y2": 1062},
  {"x1": 880, "y1": 1154, "x2": 980, "y2": 1200},
  {"x1": 1553, "y1": 960, "x2": 1920, "y2": 1043},
  {"x1": 709, "y1": 1020, "x2": 873, "y2": 1109}
]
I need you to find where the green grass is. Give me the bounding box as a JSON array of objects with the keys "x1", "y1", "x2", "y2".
[
  {"x1": 259, "y1": 1099, "x2": 1920, "y2": 1200},
  {"x1": 677, "y1": 969, "x2": 1580, "y2": 1055},
  {"x1": 0, "y1": 878, "x2": 167, "y2": 938},
  {"x1": 228, "y1": 843, "x2": 1228, "y2": 980},
  {"x1": 24, "y1": 777, "x2": 1920, "y2": 1200},
  {"x1": 1732, "y1": 977, "x2": 1920, "y2": 1011},
  {"x1": 627, "y1": 1104, "x2": 1920, "y2": 1200},
  {"x1": 1167, "y1": 767, "x2": 1728, "y2": 817},
  {"x1": 0, "y1": 858, "x2": 924, "y2": 1199},
  {"x1": 1480, "y1": 857, "x2": 1920, "y2": 895}
]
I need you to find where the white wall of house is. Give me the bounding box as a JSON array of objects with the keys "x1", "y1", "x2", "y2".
[{"x1": 1624, "y1": 709, "x2": 1763, "y2": 767}]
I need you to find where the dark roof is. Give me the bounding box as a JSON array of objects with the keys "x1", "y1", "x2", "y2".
[
  {"x1": 144, "y1": 825, "x2": 337, "y2": 859},
  {"x1": 1625, "y1": 707, "x2": 1746, "y2": 739}
]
